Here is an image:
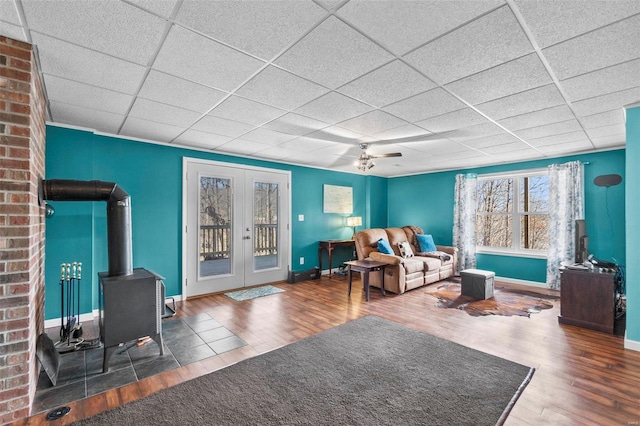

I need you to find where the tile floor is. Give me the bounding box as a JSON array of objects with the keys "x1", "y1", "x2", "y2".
[{"x1": 33, "y1": 312, "x2": 247, "y2": 414}]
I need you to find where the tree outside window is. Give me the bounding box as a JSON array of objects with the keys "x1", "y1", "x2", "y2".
[{"x1": 476, "y1": 172, "x2": 549, "y2": 253}]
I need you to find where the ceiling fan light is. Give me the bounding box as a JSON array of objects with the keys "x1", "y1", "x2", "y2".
[{"x1": 367, "y1": 161, "x2": 375, "y2": 170}]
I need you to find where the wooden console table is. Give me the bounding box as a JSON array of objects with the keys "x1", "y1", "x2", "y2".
[
  {"x1": 558, "y1": 268, "x2": 617, "y2": 334},
  {"x1": 318, "y1": 239, "x2": 355, "y2": 276}
]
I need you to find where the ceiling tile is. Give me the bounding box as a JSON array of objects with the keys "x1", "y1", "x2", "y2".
[
  {"x1": 0, "y1": 22, "x2": 25, "y2": 41},
  {"x1": 515, "y1": 119, "x2": 583, "y2": 140},
  {"x1": 126, "y1": 0, "x2": 179, "y2": 19},
  {"x1": 153, "y1": 25, "x2": 266, "y2": 92},
  {"x1": 236, "y1": 66, "x2": 329, "y2": 110},
  {"x1": 475, "y1": 84, "x2": 565, "y2": 120},
  {"x1": 305, "y1": 126, "x2": 367, "y2": 145},
  {"x1": 460, "y1": 133, "x2": 521, "y2": 149},
  {"x1": 216, "y1": 139, "x2": 272, "y2": 156},
  {"x1": 23, "y1": 1, "x2": 166, "y2": 65},
  {"x1": 44, "y1": 74, "x2": 133, "y2": 115},
  {"x1": 337, "y1": 110, "x2": 408, "y2": 136},
  {"x1": 262, "y1": 113, "x2": 329, "y2": 136},
  {"x1": 49, "y1": 101, "x2": 124, "y2": 134},
  {"x1": 415, "y1": 108, "x2": 489, "y2": 133},
  {"x1": 443, "y1": 122, "x2": 505, "y2": 142},
  {"x1": 371, "y1": 124, "x2": 433, "y2": 142},
  {"x1": 446, "y1": 53, "x2": 552, "y2": 104},
  {"x1": 478, "y1": 141, "x2": 534, "y2": 155},
  {"x1": 275, "y1": 16, "x2": 394, "y2": 89},
  {"x1": 129, "y1": 98, "x2": 201, "y2": 128},
  {"x1": 405, "y1": 6, "x2": 532, "y2": 84},
  {"x1": 580, "y1": 109, "x2": 625, "y2": 129},
  {"x1": 560, "y1": 58, "x2": 640, "y2": 102},
  {"x1": 585, "y1": 123, "x2": 625, "y2": 140},
  {"x1": 537, "y1": 140, "x2": 593, "y2": 155},
  {"x1": 173, "y1": 129, "x2": 232, "y2": 150},
  {"x1": 138, "y1": 70, "x2": 228, "y2": 113},
  {"x1": 175, "y1": 0, "x2": 326, "y2": 60},
  {"x1": 32, "y1": 33, "x2": 146, "y2": 94},
  {"x1": 239, "y1": 128, "x2": 297, "y2": 145},
  {"x1": 572, "y1": 86, "x2": 640, "y2": 117},
  {"x1": 191, "y1": 115, "x2": 254, "y2": 138},
  {"x1": 0, "y1": 1, "x2": 20, "y2": 25},
  {"x1": 383, "y1": 88, "x2": 466, "y2": 122},
  {"x1": 337, "y1": 60, "x2": 436, "y2": 107},
  {"x1": 528, "y1": 130, "x2": 589, "y2": 147},
  {"x1": 294, "y1": 92, "x2": 373, "y2": 125},
  {"x1": 120, "y1": 116, "x2": 185, "y2": 142},
  {"x1": 514, "y1": 0, "x2": 640, "y2": 48},
  {"x1": 209, "y1": 96, "x2": 286, "y2": 126},
  {"x1": 498, "y1": 105, "x2": 575, "y2": 131},
  {"x1": 277, "y1": 135, "x2": 337, "y2": 152},
  {"x1": 542, "y1": 14, "x2": 640, "y2": 80},
  {"x1": 401, "y1": 140, "x2": 471, "y2": 155},
  {"x1": 591, "y1": 134, "x2": 625, "y2": 149},
  {"x1": 336, "y1": 0, "x2": 503, "y2": 55}
]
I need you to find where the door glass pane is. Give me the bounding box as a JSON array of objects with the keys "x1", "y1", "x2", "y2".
[
  {"x1": 254, "y1": 181, "x2": 278, "y2": 271},
  {"x1": 199, "y1": 176, "x2": 232, "y2": 277}
]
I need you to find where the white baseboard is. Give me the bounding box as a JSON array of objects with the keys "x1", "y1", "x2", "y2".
[
  {"x1": 495, "y1": 276, "x2": 547, "y2": 288},
  {"x1": 624, "y1": 333, "x2": 640, "y2": 352}
]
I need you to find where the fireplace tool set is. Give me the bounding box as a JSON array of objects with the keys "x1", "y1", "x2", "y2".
[{"x1": 55, "y1": 261, "x2": 101, "y2": 353}]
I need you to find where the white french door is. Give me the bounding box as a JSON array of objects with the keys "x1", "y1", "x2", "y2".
[{"x1": 183, "y1": 158, "x2": 290, "y2": 297}]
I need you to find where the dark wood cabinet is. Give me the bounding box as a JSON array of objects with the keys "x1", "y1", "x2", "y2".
[{"x1": 558, "y1": 268, "x2": 616, "y2": 334}]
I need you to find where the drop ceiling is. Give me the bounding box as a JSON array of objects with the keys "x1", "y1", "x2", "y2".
[{"x1": 2, "y1": 0, "x2": 637, "y2": 177}]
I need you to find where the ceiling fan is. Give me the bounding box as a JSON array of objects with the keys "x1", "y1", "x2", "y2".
[{"x1": 354, "y1": 143, "x2": 402, "y2": 172}]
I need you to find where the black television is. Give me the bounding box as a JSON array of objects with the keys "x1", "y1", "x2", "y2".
[{"x1": 575, "y1": 219, "x2": 588, "y2": 264}]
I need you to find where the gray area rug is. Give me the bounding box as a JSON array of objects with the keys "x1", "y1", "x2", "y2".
[
  {"x1": 74, "y1": 315, "x2": 533, "y2": 426},
  {"x1": 225, "y1": 285, "x2": 284, "y2": 301}
]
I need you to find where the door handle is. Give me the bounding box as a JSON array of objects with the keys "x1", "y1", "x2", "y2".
[{"x1": 243, "y1": 235, "x2": 251, "y2": 240}]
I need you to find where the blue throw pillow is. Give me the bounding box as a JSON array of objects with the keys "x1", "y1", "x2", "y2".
[
  {"x1": 377, "y1": 238, "x2": 394, "y2": 254},
  {"x1": 416, "y1": 234, "x2": 437, "y2": 252}
]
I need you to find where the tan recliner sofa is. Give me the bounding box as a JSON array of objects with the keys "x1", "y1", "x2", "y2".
[{"x1": 354, "y1": 226, "x2": 458, "y2": 294}]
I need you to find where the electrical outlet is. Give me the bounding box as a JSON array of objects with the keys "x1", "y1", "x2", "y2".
[{"x1": 300, "y1": 257, "x2": 304, "y2": 265}]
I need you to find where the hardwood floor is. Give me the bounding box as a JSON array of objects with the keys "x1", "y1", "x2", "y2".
[{"x1": 17, "y1": 275, "x2": 640, "y2": 425}]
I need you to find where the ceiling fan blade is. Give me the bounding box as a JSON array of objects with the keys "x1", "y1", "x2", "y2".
[{"x1": 370, "y1": 152, "x2": 402, "y2": 158}]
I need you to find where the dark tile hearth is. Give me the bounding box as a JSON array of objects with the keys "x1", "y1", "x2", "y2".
[{"x1": 33, "y1": 313, "x2": 246, "y2": 414}]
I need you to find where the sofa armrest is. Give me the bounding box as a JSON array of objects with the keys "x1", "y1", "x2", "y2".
[
  {"x1": 436, "y1": 245, "x2": 458, "y2": 255},
  {"x1": 369, "y1": 252, "x2": 403, "y2": 265}
]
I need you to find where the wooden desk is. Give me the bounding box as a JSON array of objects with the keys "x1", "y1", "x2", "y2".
[
  {"x1": 318, "y1": 239, "x2": 355, "y2": 276},
  {"x1": 558, "y1": 268, "x2": 617, "y2": 334},
  {"x1": 345, "y1": 260, "x2": 386, "y2": 302}
]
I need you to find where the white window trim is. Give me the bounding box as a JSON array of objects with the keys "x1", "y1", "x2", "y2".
[{"x1": 476, "y1": 168, "x2": 548, "y2": 258}]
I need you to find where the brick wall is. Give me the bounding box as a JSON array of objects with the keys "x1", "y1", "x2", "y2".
[{"x1": 0, "y1": 36, "x2": 46, "y2": 425}]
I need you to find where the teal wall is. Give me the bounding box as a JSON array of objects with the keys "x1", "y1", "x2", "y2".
[
  {"x1": 626, "y1": 107, "x2": 640, "y2": 343},
  {"x1": 388, "y1": 149, "x2": 626, "y2": 283},
  {"x1": 44, "y1": 126, "x2": 368, "y2": 319},
  {"x1": 44, "y1": 124, "x2": 627, "y2": 324}
]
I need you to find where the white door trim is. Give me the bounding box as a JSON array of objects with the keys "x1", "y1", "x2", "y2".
[{"x1": 181, "y1": 157, "x2": 291, "y2": 298}]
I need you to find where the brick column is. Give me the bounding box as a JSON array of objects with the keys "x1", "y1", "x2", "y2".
[{"x1": 0, "y1": 36, "x2": 47, "y2": 424}]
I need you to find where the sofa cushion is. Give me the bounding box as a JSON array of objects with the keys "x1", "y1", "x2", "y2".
[
  {"x1": 416, "y1": 234, "x2": 437, "y2": 252},
  {"x1": 355, "y1": 228, "x2": 389, "y2": 259},
  {"x1": 414, "y1": 255, "x2": 442, "y2": 271},
  {"x1": 397, "y1": 241, "x2": 414, "y2": 258},
  {"x1": 377, "y1": 238, "x2": 394, "y2": 254},
  {"x1": 402, "y1": 258, "x2": 425, "y2": 274}
]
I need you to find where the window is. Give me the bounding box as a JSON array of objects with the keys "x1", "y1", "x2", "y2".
[{"x1": 475, "y1": 170, "x2": 549, "y2": 256}]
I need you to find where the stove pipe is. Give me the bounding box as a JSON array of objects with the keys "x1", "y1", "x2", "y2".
[{"x1": 41, "y1": 179, "x2": 133, "y2": 277}]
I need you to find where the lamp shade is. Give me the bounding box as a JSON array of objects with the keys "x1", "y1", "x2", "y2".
[{"x1": 346, "y1": 216, "x2": 362, "y2": 227}]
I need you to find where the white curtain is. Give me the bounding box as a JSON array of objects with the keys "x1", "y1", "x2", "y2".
[
  {"x1": 453, "y1": 173, "x2": 477, "y2": 272},
  {"x1": 546, "y1": 161, "x2": 584, "y2": 290}
]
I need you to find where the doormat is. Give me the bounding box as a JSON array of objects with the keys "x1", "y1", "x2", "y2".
[
  {"x1": 224, "y1": 285, "x2": 284, "y2": 302},
  {"x1": 426, "y1": 282, "x2": 558, "y2": 317}
]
